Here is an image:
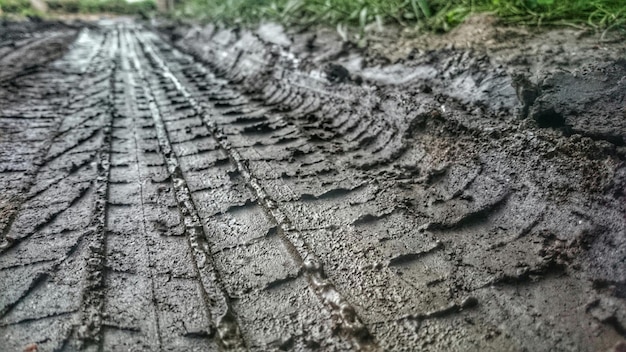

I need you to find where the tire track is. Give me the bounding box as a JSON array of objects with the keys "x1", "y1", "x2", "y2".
[
  {"x1": 126, "y1": 28, "x2": 246, "y2": 351},
  {"x1": 0, "y1": 29, "x2": 110, "y2": 251},
  {"x1": 0, "y1": 27, "x2": 119, "y2": 352},
  {"x1": 95, "y1": 28, "x2": 220, "y2": 351},
  {"x1": 74, "y1": 28, "x2": 118, "y2": 349},
  {"x1": 162, "y1": 24, "x2": 626, "y2": 352},
  {"x1": 132, "y1": 28, "x2": 356, "y2": 351},
  {"x1": 136, "y1": 29, "x2": 379, "y2": 351}
]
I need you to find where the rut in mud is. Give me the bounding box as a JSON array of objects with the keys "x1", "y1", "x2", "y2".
[{"x1": 0, "y1": 20, "x2": 625, "y2": 352}]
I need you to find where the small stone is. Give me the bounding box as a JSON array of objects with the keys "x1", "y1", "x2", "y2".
[{"x1": 23, "y1": 343, "x2": 38, "y2": 352}]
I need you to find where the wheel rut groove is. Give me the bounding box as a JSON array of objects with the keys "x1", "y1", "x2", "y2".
[
  {"x1": 135, "y1": 28, "x2": 378, "y2": 351},
  {"x1": 126, "y1": 28, "x2": 246, "y2": 351},
  {"x1": 1, "y1": 26, "x2": 119, "y2": 352},
  {"x1": 0, "y1": 30, "x2": 109, "y2": 250},
  {"x1": 74, "y1": 29, "x2": 117, "y2": 350}
]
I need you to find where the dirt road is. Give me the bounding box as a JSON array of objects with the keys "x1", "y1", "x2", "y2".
[{"x1": 0, "y1": 19, "x2": 625, "y2": 351}]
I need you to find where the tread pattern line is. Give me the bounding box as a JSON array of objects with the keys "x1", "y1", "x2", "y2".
[
  {"x1": 127, "y1": 29, "x2": 247, "y2": 351},
  {"x1": 136, "y1": 29, "x2": 379, "y2": 351}
]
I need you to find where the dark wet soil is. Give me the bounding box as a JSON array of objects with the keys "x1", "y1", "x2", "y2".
[
  {"x1": 0, "y1": 20, "x2": 80, "y2": 82},
  {"x1": 0, "y1": 17, "x2": 625, "y2": 352}
]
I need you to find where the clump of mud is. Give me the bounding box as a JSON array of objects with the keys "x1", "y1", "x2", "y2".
[
  {"x1": 291, "y1": 14, "x2": 626, "y2": 145},
  {"x1": 531, "y1": 60, "x2": 626, "y2": 145}
]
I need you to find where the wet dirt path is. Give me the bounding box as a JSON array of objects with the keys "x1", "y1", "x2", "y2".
[{"x1": 0, "y1": 21, "x2": 625, "y2": 352}]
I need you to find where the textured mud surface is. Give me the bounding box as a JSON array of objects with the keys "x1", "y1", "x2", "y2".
[
  {"x1": 0, "y1": 20, "x2": 80, "y2": 82},
  {"x1": 1, "y1": 18, "x2": 625, "y2": 351}
]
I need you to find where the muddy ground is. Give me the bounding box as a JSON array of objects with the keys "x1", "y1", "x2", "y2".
[{"x1": 0, "y1": 17, "x2": 625, "y2": 352}]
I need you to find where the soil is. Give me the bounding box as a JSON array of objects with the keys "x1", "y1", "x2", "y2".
[{"x1": 0, "y1": 16, "x2": 625, "y2": 352}]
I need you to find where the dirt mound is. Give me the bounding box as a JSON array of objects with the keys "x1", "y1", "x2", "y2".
[{"x1": 531, "y1": 60, "x2": 626, "y2": 144}]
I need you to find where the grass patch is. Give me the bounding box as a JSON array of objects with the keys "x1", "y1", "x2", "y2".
[
  {"x1": 0, "y1": 0, "x2": 156, "y2": 16},
  {"x1": 0, "y1": 0, "x2": 41, "y2": 16},
  {"x1": 175, "y1": 0, "x2": 626, "y2": 31},
  {"x1": 47, "y1": 0, "x2": 155, "y2": 15}
]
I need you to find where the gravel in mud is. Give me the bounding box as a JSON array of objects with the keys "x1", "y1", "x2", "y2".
[{"x1": 0, "y1": 18, "x2": 625, "y2": 352}]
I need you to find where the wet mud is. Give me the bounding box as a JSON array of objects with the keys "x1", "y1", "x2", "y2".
[
  {"x1": 0, "y1": 18, "x2": 625, "y2": 352},
  {"x1": 0, "y1": 20, "x2": 79, "y2": 82}
]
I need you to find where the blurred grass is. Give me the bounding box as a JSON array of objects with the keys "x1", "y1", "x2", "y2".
[
  {"x1": 1, "y1": 0, "x2": 624, "y2": 32},
  {"x1": 175, "y1": 0, "x2": 626, "y2": 31},
  {"x1": 0, "y1": 0, "x2": 37, "y2": 16},
  {"x1": 0, "y1": 0, "x2": 155, "y2": 16}
]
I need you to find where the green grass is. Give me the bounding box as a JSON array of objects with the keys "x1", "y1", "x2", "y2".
[
  {"x1": 47, "y1": 0, "x2": 155, "y2": 15},
  {"x1": 174, "y1": 0, "x2": 626, "y2": 31},
  {"x1": 0, "y1": 0, "x2": 156, "y2": 16},
  {"x1": 2, "y1": 0, "x2": 623, "y2": 32},
  {"x1": 0, "y1": 0, "x2": 41, "y2": 16}
]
